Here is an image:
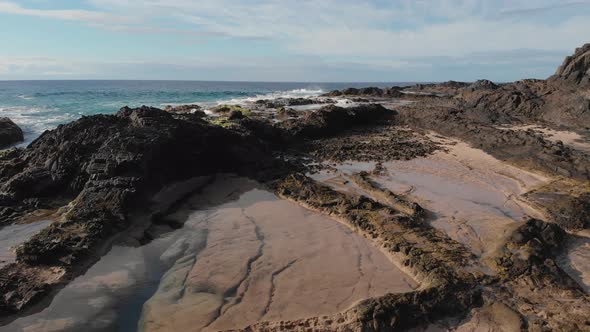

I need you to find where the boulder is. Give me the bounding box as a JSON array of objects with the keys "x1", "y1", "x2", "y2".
[
  {"x1": 228, "y1": 110, "x2": 245, "y2": 120},
  {"x1": 0, "y1": 118, "x2": 24, "y2": 148}
]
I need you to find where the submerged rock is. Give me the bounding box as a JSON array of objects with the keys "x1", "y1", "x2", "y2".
[{"x1": 0, "y1": 118, "x2": 23, "y2": 149}]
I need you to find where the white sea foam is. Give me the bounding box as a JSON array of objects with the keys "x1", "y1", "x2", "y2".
[
  {"x1": 0, "y1": 106, "x2": 77, "y2": 146},
  {"x1": 221, "y1": 88, "x2": 325, "y2": 105},
  {"x1": 16, "y1": 95, "x2": 35, "y2": 100},
  {"x1": 159, "y1": 88, "x2": 326, "y2": 113}
]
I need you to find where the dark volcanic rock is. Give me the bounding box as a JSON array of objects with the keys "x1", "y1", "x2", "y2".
[
  {"x1": 0, "y1": 118, "x2": 24, "y2": 149},
  {"x1": 553, "y1": 43, "x2": 590, "y2": 86},
  {"x1": 303, "y1": 125, "x2": 440, "y2": 163},
  {"x1": 164, "y1": 104, "x2": 206, "y2": 116},
  {"x1": 528, "y1": 191, "x2": 590, "y2": 231},
  {"x1": 322, "y1": 87, "x2": 405, "y2": 98},
  {"x1": 255, "y1": 98, "x2": 332, "y2": 108},
  {"x1": 410, "y1": 81, "x2": 470, "y2": 95},
  {"x1": 494, "y1": 219, "x2": 565, "y2": 277},
  {"x1": 399, "y1": 103, "x2": 590, "y2": 179},
  {"x1": 276, "y1": 107, "x2": 299, "y2": 120},
  {"x1": 228, "y1": 110, "x2": 245, "y2": 120},
  {"x1": 279, "y1": 104, "x2": 394, "y2": 139},
  {"x1": 0, "y1": 106, "x2": 274, "y2": 313},
  {"x1": 466, "y1": 79, "x2": 499, "y2": 91}
]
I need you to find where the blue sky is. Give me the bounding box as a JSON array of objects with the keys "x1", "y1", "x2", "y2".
[{"x1": 0, "y1": 0, "x2": 589, "y2": 82}]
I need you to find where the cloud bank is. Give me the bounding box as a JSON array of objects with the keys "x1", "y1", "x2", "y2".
[{"x1": 0, "y1": 0, "x2": 589, "y2": 81}]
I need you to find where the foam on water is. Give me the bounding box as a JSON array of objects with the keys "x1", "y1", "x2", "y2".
[
  {"x1": 174, "y1": 88, "x2": 327, "y2": 110},
  {"x1": 0, "y1": 106, "x2": 77, "y2": 146}
]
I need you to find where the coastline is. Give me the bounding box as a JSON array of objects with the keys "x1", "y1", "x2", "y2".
[{"x1": 0, "y1": 44, "x2": 590, "y2": 331}]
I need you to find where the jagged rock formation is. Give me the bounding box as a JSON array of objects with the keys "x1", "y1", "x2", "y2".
[
  {"x1": 466, "y1": 79, "x2": 499, "y2": 91},
  {"x1": 323, "y1": 87, "x2": 405, "y2": 98},
  {"x1": 0, "y1": 106, "x2": 272, "y2": 314},
  {"x1": 0, "y1": 118, "x2": 23, "y2": 149},
  {"x1": 279, "y1": 104, "x2": 394, "y2": 139},
  {"x1": 255, "y1": 97, "x2": 334, "y2": 108},
  {"x1": 164, "y1": 104, "x2": 205, "y2": 115},
  {"x1": 553, "y1": 43, "x2": 590, "y2": 85},
  {"x1": 271, "y1": 173, "x2": 480, "y2": 331},
  {"x1": 0, "y1": 103, "x2": 395, "y2": 317}
]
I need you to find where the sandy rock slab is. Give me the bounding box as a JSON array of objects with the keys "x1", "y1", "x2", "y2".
[{"x1": 140, "y1": 180, "x2": 417, "y2": 332}]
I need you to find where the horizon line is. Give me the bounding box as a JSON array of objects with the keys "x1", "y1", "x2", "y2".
[{"x1": 0, "y1": 79, "x2": 436, "y2": 84}]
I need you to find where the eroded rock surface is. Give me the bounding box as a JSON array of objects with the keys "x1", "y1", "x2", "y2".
[
  {"x1": 553, "y1": 43, "x2": 590, "y2": 86},
  {"x1": 140, "y1": 177, "x2": 417, "y2": 332}
]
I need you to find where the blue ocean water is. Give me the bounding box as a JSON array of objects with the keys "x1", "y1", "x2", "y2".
[{"x1": 0, "y1": 80, "x2": 411, "y2": 145}]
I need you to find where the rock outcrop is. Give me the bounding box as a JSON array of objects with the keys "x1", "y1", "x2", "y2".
[
  {"x1": 0, "y1": 118, "x2": 23, "y2": 149},
  {"x1": 0, "y1": 106, "x2": 272, "y2": 314},
  {"x1": 323, "y1": 87, "x2": 405, "y2": 98},
  {"x1": 553, "y1": 43, "x2": 590, "y2": 86},
  {"x1": 255, "y1": 97, "x2": 334, "y2": 108},
  {"x1": 164, "y1": 104, "x2": 205, "y2": 116},
  {"x1": 279, "y1": 104, "x2": 394, "y2": 139}
]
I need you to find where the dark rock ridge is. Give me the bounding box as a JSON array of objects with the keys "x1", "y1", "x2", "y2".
[
  {"x1": 323, "y1": 87, "x2": 405, "y2": 98},
  {"x1": 301, "y1": 125, "x2": 440, "y2": 163},
  {"x1": 0, "y1": 103, "x2": 395, "y2": 316},
  {"x1": 271, "y1": 173, "x2": 479, "y2": 331},
  {"x1": 488, "y1": 219, "x2": 590, "y2": 331},
  {"x1": 255, "y1": 97, "x2": 334, "y2": 108},
  {"x1": 399, "y1": 103, "x2": 590, "y2": 179},
  {"x1": 164, "y1": 104, "x2": 205, "y2": 116},
  {"x1": 466, "y1": 79, "x2": 499, "y2": 91},
  {"x1": 279, "y1": 104, "x2": 394, "y2": 139},
  {"x1": 0, "y1": 118, "x2": 24, "y2": 149},
  {"x1": 0, "y1": 106, "x2": 274, "y2": 314},
  {"x1": 553, "y1": 43, "x2": 590, "y2": 85}
]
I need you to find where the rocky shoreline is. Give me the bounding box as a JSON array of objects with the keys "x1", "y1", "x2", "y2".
[{"x1": 0, "y1": 44, "x2": 589, "y2": 331}]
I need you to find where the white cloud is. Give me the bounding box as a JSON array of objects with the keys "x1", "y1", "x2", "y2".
[
  {"x1": 0, "y1": 1, "x2": 138, "y2": 24},
  {"x1": 1, "y1": 0, "x2": 589, "y2": 80},
  {"x1": 83, "y1": 0, "x2": 590, "y2": 57}
]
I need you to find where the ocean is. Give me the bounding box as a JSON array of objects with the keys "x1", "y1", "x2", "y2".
[{"x1": 0, "y1": 80, "x2": 411, "y2": 146}]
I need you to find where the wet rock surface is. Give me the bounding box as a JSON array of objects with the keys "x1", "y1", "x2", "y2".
[
  {"x1": 255, "y1": 97, "x2": 334, "y2": 108},
  {"x1": 0, "y1": 118, "x2": 24, "y2": 149},
  {"x1": 164, "y1": 104, "x2": 205, "y2": 115}
]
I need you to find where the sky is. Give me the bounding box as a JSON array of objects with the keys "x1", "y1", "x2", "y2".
[{"x1": 0, "y1": 0, "x2": 589, "y2": 82}]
